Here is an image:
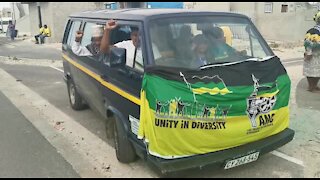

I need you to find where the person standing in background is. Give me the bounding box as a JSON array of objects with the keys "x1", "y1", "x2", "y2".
[
  {"x1": 303, "y1": 11, "x2": 320, "y2": 92},
  {"x1": 7, "y1": 20, "x2": 16, "y2": 41}
]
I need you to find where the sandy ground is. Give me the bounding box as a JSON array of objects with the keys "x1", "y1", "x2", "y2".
[{"x1": 272, "y1": 46, "x2": 305, "y2": 60}]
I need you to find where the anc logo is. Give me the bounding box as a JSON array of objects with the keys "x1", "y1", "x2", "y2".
[{"x1": 246, "y1": 74, "x2": 278, "y2": 128}]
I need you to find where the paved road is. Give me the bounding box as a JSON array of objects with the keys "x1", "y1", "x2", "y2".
[
  {"x1": 0, "y1": 62, "x2": 306, "y2": 178},
  {"x1": 0, "y1": 91, "x2": 79, "y2": 178},
  {"x1": 0, "y1": 37, "x2": 62, "y2": 60}
]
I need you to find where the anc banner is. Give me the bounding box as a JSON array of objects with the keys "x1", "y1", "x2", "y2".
[{"x1": 138, "y1": 56, "x2": 291, "y2": 159}]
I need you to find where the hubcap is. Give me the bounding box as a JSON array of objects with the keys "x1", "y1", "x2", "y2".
[{"x1": 69, "y1": 84, "x2": 76, "y2": 105}]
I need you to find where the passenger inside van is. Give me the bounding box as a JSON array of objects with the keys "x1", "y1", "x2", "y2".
[
  {"x1": 149, "y1": 25, "x2": 175, "y2": 60},
  {"x1": 72, "y1": 25, "x2": 104, "y2": 57},
  {"x1": 175, "y1": 25, "x2": 194, "y2": 60},
  {"x1": 100, "y1": 20, "x2": 145, "y2": 69},
  {"x1": 191, "y1": 34, "x2": 210, "y2": 67},
  {"x1": 202, "y1": 26, "x2": 238, "y2": 62}
]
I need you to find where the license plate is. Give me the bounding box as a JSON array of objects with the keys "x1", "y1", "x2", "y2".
[{"x1": 224, "y1": 152, "x2": 260, "y2": 170}]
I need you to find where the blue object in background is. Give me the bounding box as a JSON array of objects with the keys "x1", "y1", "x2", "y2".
[
  {"x1": 146, "y1": 2, "x2": 184, "y2": 9},
  {"x1": 105, "y1": 2, "x2": 117, "y2": 10}
]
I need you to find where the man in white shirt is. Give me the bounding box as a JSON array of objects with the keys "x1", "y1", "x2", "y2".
[
  {"x1": 71, "y1": 25, "x2": 104, "y2": 57},
  {"x1": 100, "y1": 20, "x2": 161, "y2": 70}
]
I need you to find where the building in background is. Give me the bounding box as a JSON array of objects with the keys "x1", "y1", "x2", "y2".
[
  {"x1": 0, "y1": 8, "x2": 12, "y2": 18},
  {"x1": 0, "y1": 7, "x2": 12, "y2": 33},
  {"x1": 12, "y1": 2, "x2": 30, "y2": 36},
  {"x1": 185, "y1": 2, "x2": 319, "y2": 42},
  {"x1": 17, "y1": 2, "x2": 320, "y2": 43},
  {"x1": 21, "y1": 2, "x2": 104, "y2": 43}
]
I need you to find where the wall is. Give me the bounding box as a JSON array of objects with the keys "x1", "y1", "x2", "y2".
[
  {"x1": 255, "y1": 10, "x2": 317, "y2": 42},
  {"x1": 28, "y1": 2, "x2": 52, "y2": 41},
  {"x1": 228, "y1": 2, "x2": 318, "y2": 42},
  {"x1": 28, "y1": 2, "x2": 103, "y2": 43},
  {"x1": 230, "y1": 2, "x2": 257, "y2": 23},
  {"x1": 15, "y1": 14, "x2": 30, "y2": 36},
  {"x1": 50, "y1": 2, "x2": 101, "y2": 43}
]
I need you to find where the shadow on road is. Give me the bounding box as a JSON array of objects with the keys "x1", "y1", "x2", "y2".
[{"x1": 296, "y1": 77, "x2": 320, "y2": 111}]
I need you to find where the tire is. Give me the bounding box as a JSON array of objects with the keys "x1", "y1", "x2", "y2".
[
  {"x1": 113, "y1": 117, "x2": 137, "y2": 163},
  {"x1": 67, "y1": 79, "x2": 87, "y2": 110}
]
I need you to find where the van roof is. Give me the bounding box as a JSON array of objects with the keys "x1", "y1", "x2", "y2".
[{"x1": 69, "y1": 8, "x2": 248, "y2": 21}]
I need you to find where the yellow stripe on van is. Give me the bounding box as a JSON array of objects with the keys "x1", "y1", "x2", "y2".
[{"x1": 62, "y1": 54, "x2": 141, "y2": 105}]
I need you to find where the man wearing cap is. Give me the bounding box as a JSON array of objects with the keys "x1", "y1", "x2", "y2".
[{"x1": 72, "y1": 25, "x2": 104, "y2": 57}]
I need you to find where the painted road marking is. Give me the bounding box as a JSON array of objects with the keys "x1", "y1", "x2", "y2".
[
  {"x1": 50, "y1": 66, "x2": 64, "y2": 73},
  {"x1": 271, "y1": 150, "x2": 304, "y2": 167}
]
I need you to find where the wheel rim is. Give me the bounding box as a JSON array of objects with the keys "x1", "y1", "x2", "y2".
[{"x1": 69, "y1": 84, "x2": 76, "y2": 105}]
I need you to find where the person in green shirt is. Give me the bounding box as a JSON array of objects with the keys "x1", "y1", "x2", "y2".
[{"x1": 203, "y1": 26, "x2": 237, "y2": 62}]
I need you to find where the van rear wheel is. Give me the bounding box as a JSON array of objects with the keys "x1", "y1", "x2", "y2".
[
  {"x1": 67, "y1": 80, "x2": 86, "y2": 110},
  {"x1": 113, "y1": 117, "x2": 137, "y2": 163}
]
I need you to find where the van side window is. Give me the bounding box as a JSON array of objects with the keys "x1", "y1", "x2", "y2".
[
  {"x1": 81, "y1": 22, "x2": 96, "y2": 47},
  {"x1": 112, "y1": 25, "x2": 144, "y2": 72},
  {"x1": 71, "y1": 22, "x2": 105, "y2": 59},
  {"x1": 67, "y1": 20, "x2": 81, "y2": 46}
]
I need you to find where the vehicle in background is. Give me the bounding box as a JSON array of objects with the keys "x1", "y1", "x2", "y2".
[{"x1": 0, "y1": 17, "x2": 12, "y2": 33}]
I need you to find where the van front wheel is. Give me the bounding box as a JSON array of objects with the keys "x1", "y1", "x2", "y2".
[
  {"x1": 67, "y1": 80, "x2": 86, "y2": 110},
  {"x1": 113, "y1": 117, "x2": 137, "y2": 163}
]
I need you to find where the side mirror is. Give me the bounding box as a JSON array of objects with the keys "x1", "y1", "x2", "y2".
[{"x1": 110, "y1": 47, "x2": 126, "y2": 68}]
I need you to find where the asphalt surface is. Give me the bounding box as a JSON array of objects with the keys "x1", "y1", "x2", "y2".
[
  {"x1": 0, "y1": 91, "x2": 79, "y2": 178},
  {"x1": 0, "y1": 64, "x2": 108, "y2": 144},
  {"x1": 0, "y1": 36, "x2": 62, "y2": 60}
]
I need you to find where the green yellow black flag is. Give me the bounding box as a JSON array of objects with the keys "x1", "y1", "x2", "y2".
[{"x1": 138, "y1": 56, "x2": 291, "y2": 159}]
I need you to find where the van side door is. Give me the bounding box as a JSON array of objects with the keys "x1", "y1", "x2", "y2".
[
  {"x1": 71, "y1": 20, "x2": 107, "y2": 116},
  {"x1": 100, "y1": 21, "x2": 146, "y2": 133},
  {"x1": 62, "y1": 19, "x2": 85, "y2": 96}
]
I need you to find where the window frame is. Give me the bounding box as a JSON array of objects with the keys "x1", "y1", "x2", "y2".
[
  {"x1": 264, "y1": 2, "x2": 273, "y2": 13},
  {"x1": 281, "y1": 4, "x2": 288, "y2": 13},
  {"x1": 146, "y1": 15, "x2": 274, "y2": 68},
  {"x1": 108, "y1": 20, "x2": 146, "y2": 74},
  {"x1": 66, "y1": 19, "x2": 83, "y2": 47}
]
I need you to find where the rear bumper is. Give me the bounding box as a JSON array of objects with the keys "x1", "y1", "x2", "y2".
[{"x1": 146, "y1": 128, "x2": 295, "y2": 175}]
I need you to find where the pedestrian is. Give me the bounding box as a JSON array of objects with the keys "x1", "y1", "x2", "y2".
[
  {"x1": 7, "y1": 20, "x2": 16, "y2": 41},
  {"x1": 35, "y1": 24, "x2": 51, "y2": 44},
  {"x1": 34, "y1": 24, "x2": 44, "y2": 44},
  {"x1": 303, "y1": 11, "x2": 320, "y2": 92}
]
